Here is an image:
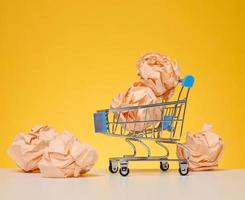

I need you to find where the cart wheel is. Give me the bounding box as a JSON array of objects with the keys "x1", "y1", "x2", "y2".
[
  {"x1": 109, "y1": 165, "x2": 118, "y2": 173},
  {"x1": 179, "y1": 167, "x2": 189, "y2": 176},
  {"x1": 119, "y1": 167, "x2": 129, "y2": 176},
  {"x1": 179, "y1": 162, "x2": 189, "y2": 176},
  {"x1": 109, "y1": 161, "x2": 118, "y2": 173},
  {"x1": 160, "y1": 162, "x2": 169, "y2": 171}
]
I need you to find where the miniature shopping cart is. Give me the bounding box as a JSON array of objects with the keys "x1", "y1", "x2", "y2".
[{"x1": 93, "y1": 75, "x2": 195, "y2": 176}]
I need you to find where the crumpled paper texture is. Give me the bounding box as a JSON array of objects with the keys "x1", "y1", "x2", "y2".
[
  {"x1": 137, "y1": 52, "x2": 180, "y2": 99},
  {"x1": 111, "y1": 86, "x2": 162, "y2": 132},
  {"x1": 177, "y1": 124, "x2": 224, "y2": 171},
  {"x1": 38, "y1": 132, "x2": 98, "y2": 178},
  {"x1": 7, "y1": 126, "x2": 57, "y2": 172}
]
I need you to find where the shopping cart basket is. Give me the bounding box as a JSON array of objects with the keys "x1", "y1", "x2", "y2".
[{"x1": 93, "y1": 75, "x2": 195, "y2": 176}]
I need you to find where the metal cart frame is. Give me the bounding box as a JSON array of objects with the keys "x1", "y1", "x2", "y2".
[{"x1": 94, "y1": 75, "x2": 195, "y2": 176}]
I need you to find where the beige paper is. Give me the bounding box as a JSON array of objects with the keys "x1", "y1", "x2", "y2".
[
  {"x1": 38, "y1": 132, "x2": 98, "y2": 178},
  {"x1": 7, "y1": 126, "x2": 57, "y2": 172},
  {"x1": 177, "y1": 124, "x2": 224, "y2": 171},
  {"x1": 111, "y1": 86, "x2": 162, "y2": 132},
  {"x1": 137, "y1": 52, "x2": 180, "y2": 99}
]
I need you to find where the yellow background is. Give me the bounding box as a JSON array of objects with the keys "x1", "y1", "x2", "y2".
[{"x1": 0, "y1": 0, "x2": 244, "y2": 169}]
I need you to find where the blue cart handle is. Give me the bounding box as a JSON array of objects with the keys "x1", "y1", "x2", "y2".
[{"x1": 179, "y1": 75, "x2": 195, "y2": 88}]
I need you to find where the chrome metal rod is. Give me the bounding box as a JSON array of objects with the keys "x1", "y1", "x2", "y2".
[
  {"x1": 137, "y1": 139, "x2": 151, "y2": 157},
  {"x1": 176, "y1": 143, "x2": 191, "y2": 160},
  {"x1": 156, "y1": 141, "x2": 170, "y2": 158},
  {"x1": 123, "y1": 138, "x2": 137, "y2": 158},
  {"x1": 97, "y1": 99, "x2": 186, "y2": 113}
]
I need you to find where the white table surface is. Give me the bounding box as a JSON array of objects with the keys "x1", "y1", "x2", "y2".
[{"x1": 0, "y1": 168, "x2": 244, "y2": 200}]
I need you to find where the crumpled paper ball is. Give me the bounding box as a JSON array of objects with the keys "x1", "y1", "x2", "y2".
[
  {"x1": 7, "y1": 126, "x2": 57, "y2": 172},
  {"x1": 38, "y1": 132, "x2": 98, "y2": 178},
  {"x1": 177, "y1": 124, "x2": 224, "y2": 171},
  {"x1": 111, "y1": 86, "x2": 162, "y2": 132},
  {"x1": 137, "y1": 52, "x2": 180, "y2": 99}
]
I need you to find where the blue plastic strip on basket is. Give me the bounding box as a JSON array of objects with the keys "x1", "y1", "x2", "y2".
[
  {"x1": 161, "y1": 115, "x2": 173, "y2": 131},
  {"x1": 181, "y1": 75, "x2": 195, "y2": 88},
  {"x1": 94, "y1": 112, "x2": 108, "y2": 133}
]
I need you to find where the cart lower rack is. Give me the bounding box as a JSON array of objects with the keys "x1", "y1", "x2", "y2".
[{"x1": 94, "y1": 75, "x2": 195, "y2": 176}]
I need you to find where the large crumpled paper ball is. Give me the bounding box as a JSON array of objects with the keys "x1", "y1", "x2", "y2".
[
  {"x1": 7, "y1": 126, "x2": 57, "y2": 172},
  {"x1": 111, "y1": 86, "x2": 162, "y2": 132},
  {"x1": 137, "y1": 52, "x2": 180, "y2": 99},
  {"x1": 177, "y1": 124, "x2": 224, "y2": 171},
  {"x1": 38, "y1": 132, "x2": 98, "y2": 178}
]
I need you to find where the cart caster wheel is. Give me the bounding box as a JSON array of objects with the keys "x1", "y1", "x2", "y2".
[
  {"x1": 109, "y1": 165, "x2": 118, "y2": 173},
  {"x1": 179, "y1": 167, "x2": 189, "y2": 176},
  {"x1": 179, "y1": 161, "x2": 189, "y2": 176},
  {"x1": 160, "y1": 162, "x2": 169, "y2": 171},
  {"x1": 109, "y1": 161, "x2": 118, "y2": 173},
  {"x1": 119, "y1": 167, "x2": 129, "y2": 176}
]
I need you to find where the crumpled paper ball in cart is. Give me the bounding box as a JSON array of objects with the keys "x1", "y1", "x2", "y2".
[
  {"x1": 136, "y1": 52, "x2": 180, "y2": 99},
  {"x1": 38, "y1": 132, "x2": 98, "y2": 178},
  {"x1": 7, "y1": 126, "x2": 57, "y2": 172},
  {"x1": 111, "y1": 86, "x2": 162, "y2": 132},
  {"x1": 177, "y1": 124, "x2": 224, "y2": 171}
]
